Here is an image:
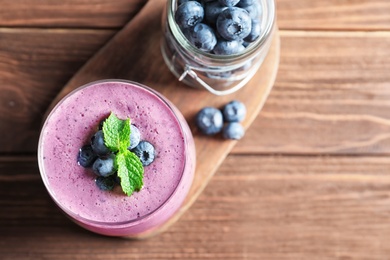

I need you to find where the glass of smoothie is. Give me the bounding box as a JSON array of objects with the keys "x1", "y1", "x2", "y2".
[{"x1": 38, "y1": 79, "x2": 196, "y2": 237}]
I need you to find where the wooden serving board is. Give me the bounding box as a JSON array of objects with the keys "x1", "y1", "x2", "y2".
[{"x1": 47, "y1": 0, "x2": 280, "y2": 238}]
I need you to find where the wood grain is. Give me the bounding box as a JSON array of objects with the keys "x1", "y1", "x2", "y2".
[
  {"x1": 276, "y1": 0, "x2": 390, "y2": 30},
  {"x1": 0, "y1": 28, "x2": 116, "y2": 153},
  {"x1": 2, "y1": 30, "x2": 390, "y2": 154},
  {"x1": 1, "y1": 155, "x2": 390, "y2": 259},
  {"x1": 1, "y1": 0, "x2": 390, "y2": 258},
  {"x1": 0, "y1": 0, "x2": 147, "y2": 28},
  {"x1": 1, "y1": 0, "x2": 389, "y2": 30},
  {"x1": 234, "y1": 31, "x2": 390, "y2": 155}
]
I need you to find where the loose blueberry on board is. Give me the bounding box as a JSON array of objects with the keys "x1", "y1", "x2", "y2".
[
  {"x1": 92, "y1": 154, "x2": 116, "y2": 177},
  {"x1": 175, "y1": 1, "x2": 204, "y2": 30},
  {"x1": 213, "y1": 39, "x2": 245, "y2": 55},
  {"x1": 91, "y1": 130, "x2": 111, "y2": 156},
  {"x1": 95, "y1": 176, "x2": 116, "y2": 191},
  {"x1": 188, "y1": 23, "x2": 217, "y2": 52},
  {"x1": 129, "y1": 124, "x2": 141, "y2": 150},
  {"x1": 218, "y1": 0, "x2": 240, "y2": 7},
  {"x1": 222, "y1": 122, "x2": 245, "y2": 140},
  {"x1": 216, "y1": 7, "x2": 252, "y2": 41},
  {"x1": 77, "y1": 145, "x2": 97, "y2": 168},
  {"x1": 196, "y1": 107, "x2": 224, "y2": 135},
  {"x1": 204, "y1": 1, "x2": 227, "y2": 26},
  {"x1": 222, "y1": 100, "x2": 247, "y2": 122},
  {"x1": 244, "y1": 18, "x2": 261, "y2": 42},
  {"x1": 132, "y1": 141, "x2": 156, "y2": 166}
]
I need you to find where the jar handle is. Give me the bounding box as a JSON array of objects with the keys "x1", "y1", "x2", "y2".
[{"x1": 179, "y1": 67, "x2": 247, "y2": 96}]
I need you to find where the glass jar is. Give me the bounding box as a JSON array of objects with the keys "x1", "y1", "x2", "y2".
[
  {"x1": 161, "y1": 0, "x2": 276, "y2": 95},
  {"x1": 38, "y1": 80, "x2": 196, "y2": 237}
]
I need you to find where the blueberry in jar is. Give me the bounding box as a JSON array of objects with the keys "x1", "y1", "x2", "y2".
[
  {"x1": 204, "y1": 1, "x2": 227, "y2": 26},
  {"x1": 175, "y1": 1, "x2": 204, "y2": 29},
  {"x1": 216, "y1": 7, "x2": 252, "y2": 41},
  {"x1": 213, "y1": 39, "x2": 245, "y2": 55},
  {"x1": 237, "y1": 0, "x2": 256, "y2": 7},
  {"x1": 218, "y1": 0, "x2": 240, "y2": 7},
  {"x1": 188, "y1": 23, "x2": 217, "y2": 52},
  {"x1": 244, "y1": 18, "x2": 261, "y2": 42}
]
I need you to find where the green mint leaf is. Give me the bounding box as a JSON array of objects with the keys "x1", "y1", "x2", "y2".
[
  {"x1": 102, "y1": 112, "x2": 131, "y2": 153},
  {"x1": 116, "y1": 150, "x2": 144, "y2": 196}
]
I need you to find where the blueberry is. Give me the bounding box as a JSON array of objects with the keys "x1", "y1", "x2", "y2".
[
  {"x1": 132, "y1": 141, "x2": 155, "y2": 166},
  {"x1": 95, "y1": 176, "x2": 116, "y2": 191},
  {"x1": 213, "y1": 40, "x2": 245, "y2": 55},
  {"x1": 196, "y1": 107, "x2": 224, "y2": 135},
  {"x1": 218, "y1": 0, "x2": 240, "y2": 7},
  {"x1": 92, "y1": 154, "x2": 116, "y2": 177},
  {"x1": 77, "y1": 145, "x2": 97, "y2": 168},
  {"x1": 188, "y1": 23, "x2": 217, "y2": 52},
  {"x1": 237, "y1": 0, "x2": 256, "y2": 7},
  {"x1": 91, "y1": 130, "x2": 111, "y2": 156},
  {"x1": 244, "y1": 18, "x2": 261, "y2": 42},
  {"x1": 178, "y1": 0, "x2": 190, "y2": 5},
  {"x1": 222, "y1": 100, "x2": 247, "y2": 122},
  {"x1": 206, "y1": 70, "x2": 232, "y2": 79},
  {"x1": 216, "y1": 7, "x2": 252, "y2": 41},
  {"x1": 222, "y1": 122, "x2": 245, "y2": 140},
  {"x1": 204, "y1": 1, "x2": 227, "y2": 26},
  {"x1": 241, "y1": 1, "x2": 261, "y2": 20},
  {"x1": 175, "y1": 1, "x2": 204, "y2": 29},
  {"x1": 128, "y1": 124, "x2": 141, "y2": 150}
]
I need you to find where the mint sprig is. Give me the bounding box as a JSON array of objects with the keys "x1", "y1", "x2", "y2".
[{"x1": 103, "y1": 112, "x2": 144, "y2": 196}]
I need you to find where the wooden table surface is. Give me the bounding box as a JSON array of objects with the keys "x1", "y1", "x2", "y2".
[{"x1": 1, "y1": 0, "x2": 390, "y2": 259}]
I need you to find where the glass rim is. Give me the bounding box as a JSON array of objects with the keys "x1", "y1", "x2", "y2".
[{"x1": 37, "y1": 79, "x2": 192, "y2": 228}]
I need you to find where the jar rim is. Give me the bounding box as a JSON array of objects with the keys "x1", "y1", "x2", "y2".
[{"x1": 167, "y1": 0, "x2": 276, "y2": 62}]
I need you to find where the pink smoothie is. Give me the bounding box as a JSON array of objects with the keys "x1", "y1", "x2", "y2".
[{"x1": 38, "y1": 80, "x2": 196, "y2": 237}]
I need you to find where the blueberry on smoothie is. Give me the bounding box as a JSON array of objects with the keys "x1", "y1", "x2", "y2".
[
  {"x1": 92, "y1": 154, "x2": 116, "y2": 177},
  {"x1": 188, "y1": 23, "x2": 217, "y2": 52},
  {"x1": 91, "y1": 130, "x2": 110, "y2": 156},
  {"x1": 95, "y1": 176, "x2": 116, "y2": 191},
  {"x1": 77, "y1": 145, "x2": 97, "y2": 168},
  {"x1": 222, "y1": 122, "x2": 245, "y2": 140},
  {"x1": 175, "y1": 1, "x2": 204, "y2": 29},
  {"x1": 218, "y1": 0, "x2": 240, "y2": 7},
  {"x1": 196, "y1": 107, "x2": 224, "y2": 135},
  {"x1": 132, "y1": 141, "x2": 155, "y2": 166},
  {"x1": 222, "y1": 100, "x2": 247, "y2": 122},
  {"x1": 213, "y1": 39, "x2": 245, "y2": 55},
  {"x1": 128, "y1": 124, "x2": 141, "y2": 150},
  {"x1": 216, "y1": 7, "x2": 252, "y2": 41}
]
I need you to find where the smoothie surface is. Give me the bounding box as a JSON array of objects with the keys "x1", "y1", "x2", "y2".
[{"x1": 40, "y1": 81, "x2": 186, "y2": 224}]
